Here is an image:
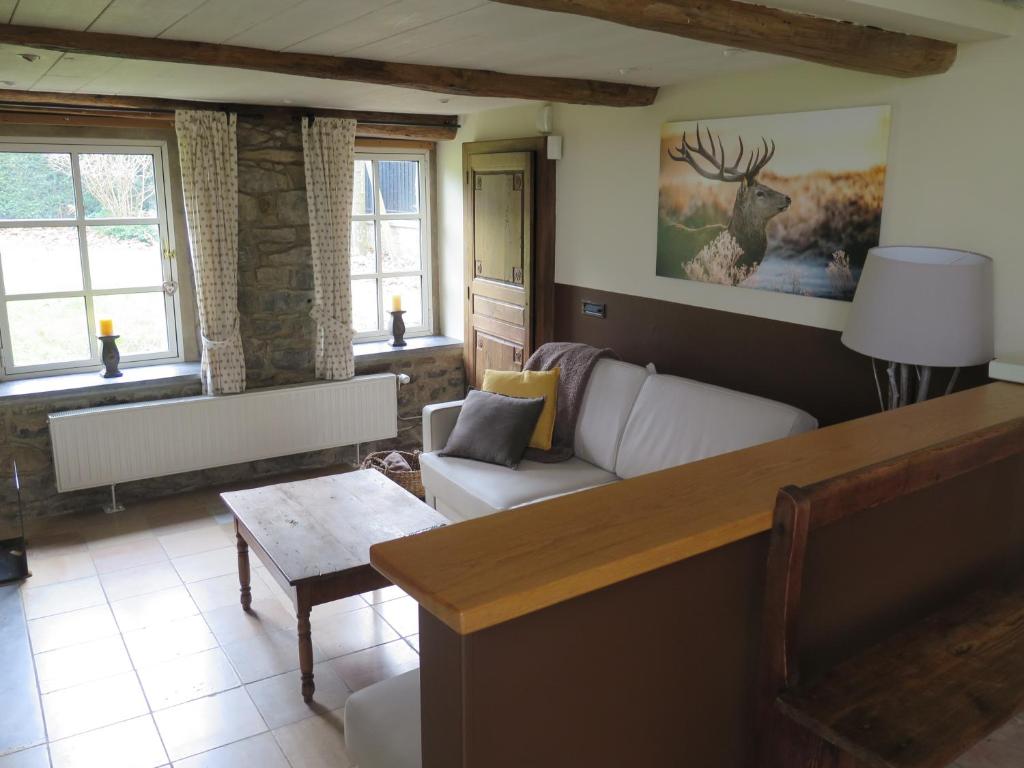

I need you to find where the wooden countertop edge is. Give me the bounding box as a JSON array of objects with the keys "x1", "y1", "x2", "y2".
[{"x1": 370, "y1": 383, "x2": 1024, "y2": 636}]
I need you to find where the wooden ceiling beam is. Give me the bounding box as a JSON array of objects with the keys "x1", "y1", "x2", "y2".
[
  {"x1": 0, "y1": 89, "x2": 460, "y2": 140},
  {"x1": 492, "y1": 0, "x2": 958, "y2": 78},
  {"x1": 0, "y1": 23, "x2": 657, "y2": 108}
]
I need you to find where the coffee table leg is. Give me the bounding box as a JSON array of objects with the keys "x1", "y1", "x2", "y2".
[
  {"x1": 297, "y1": 590, "x2": 315, "y2": 702},
  {"x1": 236, "y1": 532, "x2": 253, "y2": 613}
]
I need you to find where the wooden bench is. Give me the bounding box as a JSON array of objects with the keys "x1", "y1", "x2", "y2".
[{"x1": 759, "y1": 416, "x2": 1024, "y2": 768}]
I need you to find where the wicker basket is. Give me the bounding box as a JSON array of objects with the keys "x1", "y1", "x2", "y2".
[{"x1": 360, "y1": 450, "x2": 424, "y2": 499}]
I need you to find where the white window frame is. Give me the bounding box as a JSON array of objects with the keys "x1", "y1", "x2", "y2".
[
  {"x1": 352, "y1": 149, "x2": 433, "y2": 342},
  {"x1": 0, "y1": 138, "x2": 183, "y2": 379}
]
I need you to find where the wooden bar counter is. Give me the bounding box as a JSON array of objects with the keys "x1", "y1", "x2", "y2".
[{"x1": 370, "y1": 383, "x2": 1024, "y2": 768}]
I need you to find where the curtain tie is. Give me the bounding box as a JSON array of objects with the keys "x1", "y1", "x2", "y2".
[{"x1": 201, "y1": 335, "x2": 234, "y2": 350}]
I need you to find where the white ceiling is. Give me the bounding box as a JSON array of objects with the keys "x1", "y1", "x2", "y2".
[{"x1": 0, "y1": 0, "x2": 1017, "y2": 115}]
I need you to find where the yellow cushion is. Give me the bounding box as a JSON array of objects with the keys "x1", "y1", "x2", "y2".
[{"x1": 481, "y1": 368, "x2": 560, "y2": 451}]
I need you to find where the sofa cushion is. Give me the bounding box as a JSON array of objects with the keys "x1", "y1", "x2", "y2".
[
  {"x1": 420, "y1": 451, "x2": 618, "y2": 522},
  {"x1": 574, "y1": 359, "x2": 649, "y2": 473},
  {"x1": 344, "y1": 668, "x2": 420, "y2": 768},
  {"x1": 482, "y1": 368, "x2": 560, "y2": 450},
  {"x1": 438, "y1": 389, "x2": 545, "y2": 468},
  {"x1": 615, "y1": 375, "x2": 818, "y2": 479}
]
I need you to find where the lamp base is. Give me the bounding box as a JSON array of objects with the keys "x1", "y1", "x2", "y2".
[{"x1": 873, "y1": 361, "x2": 959, "y2": 410}]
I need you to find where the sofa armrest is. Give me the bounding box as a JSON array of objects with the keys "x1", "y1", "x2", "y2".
[{"x1": 422, "y1": 400, "x2": 464, "y2": 453}]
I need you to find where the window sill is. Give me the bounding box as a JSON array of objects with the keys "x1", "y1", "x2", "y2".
[
  {"x1": 354, "y1": 335, "x2": 461, "y2": 364},
  {"x1": 0, "y1": 362, "x2": 201, "y2": 403}
]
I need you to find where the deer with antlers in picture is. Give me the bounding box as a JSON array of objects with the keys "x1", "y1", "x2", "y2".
[{"x1": 669, "y1": 125, "x2": 791, "y2": 273}]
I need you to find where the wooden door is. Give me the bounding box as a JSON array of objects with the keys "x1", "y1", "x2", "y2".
[{"x1": 464, "y1": 150, "x2": 533, "y2": 389}]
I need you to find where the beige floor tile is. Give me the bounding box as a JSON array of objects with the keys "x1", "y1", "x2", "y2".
[
  {"x1": 137, "y1": 647, "x2": 240, "y2": 710},
  {"x1": 373, "y1": 595, "x2": 419, "y2": 637},
  {"x1": 361, "y1": 585, "x2": 406, "y2": 604},
  {"x1": 24, "y1": 552, "x2": 96, "y2": 588},
  {"x1": 99, "y1": 561, "x2": 183, "y2": 603},
  {"x1": 122, "y1": 614, "x2": 218, "y2": 669},
  {"x1": 202, "y1": 599, "x2": 294, "y2": 646},
  {"x1": 272, "y1": 706, "x2": 352, "y2": 768},
  {"x1": 405, "y1": 634, "x2": 420, "y2": 652},
  {"x1": 332, "y1": 639, "x2": 420, "y2": 692},
  {"x1": 153, "y1": 687, "x2": 266, "y2": 762},
  {"x1": 173, "y1": 732, "x2": 289, "y2": 768},
  {"x1": 27, "y1": 604, "x2": 120, "y2": 654},
  {"x1": 41, "y1": 670, "x2": 149, "y2": 741},
  {"x1": 0, "y1": 745, "x2": 49, "y2": 768},
  {"x1": 22, "y1": 577, "x2": 106, "y2": 620},
  {"x1": 222, "y1": 628, "x2": 324, "y2": 684},
  {"x1": 314, "y1": 606, "x2": 399, "y2": 659},
  {"x1": 246, "y1": 662, "x2": 350, "y2": 729},
  {"x1": 34, "y1": 635, "x2": 133, "y2": 694},
  {"x1": 171, "y1": 547, "x2": 238, "y2": 583},
  {"x1": 158, "y1": 525, "x2": 234, "y2": 560},
  {"x1": 90, "y1": 539, "x2": 168, "y2": 575},
  {"x1": 49, "y1": 715, "x2": 167, "y2": 768},
  {"x1": 110, "y1": 585, "x2": 198, "y2": 632},
  {"x1": 309, "y1": 595, "x2": 368, "y2": 626},
  {"x1": 186, "y1": 571, "x2": 273, "y2": 613}
]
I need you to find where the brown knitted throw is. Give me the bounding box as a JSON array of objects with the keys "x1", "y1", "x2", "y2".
[{"x1": 522, "y1": 342, "x2": 618, "y2": 463}]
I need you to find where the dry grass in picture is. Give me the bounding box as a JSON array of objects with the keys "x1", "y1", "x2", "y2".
[{"x1": 656, "y1": 106, "x2": 890, "y2": 300}]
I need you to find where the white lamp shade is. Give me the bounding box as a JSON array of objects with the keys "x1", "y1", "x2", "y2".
[{"x1": 841, "y1": 246, "x2": 994, "y2": 367}]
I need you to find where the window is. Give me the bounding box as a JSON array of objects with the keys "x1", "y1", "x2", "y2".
[
  {"x1": 351, "y1": 152, "x2": 432, "y2": 340},
  {"x1": 0, "y1": 140, "x2": 181, "y2": 377}
]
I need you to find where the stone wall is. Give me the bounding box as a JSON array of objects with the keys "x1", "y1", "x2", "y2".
[
  {"x1": 0, "y1": 115, "x2": 465, "y2": 521},
  {"x1": 236, "y1": 115, "x2": 318, "y2": 387}
]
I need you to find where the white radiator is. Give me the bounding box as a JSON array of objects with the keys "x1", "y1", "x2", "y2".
[{"x1": 49, "y1": 374, "x2": 398, "y2": 492}]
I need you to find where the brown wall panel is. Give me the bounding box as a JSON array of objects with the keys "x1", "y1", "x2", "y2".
[{"x1": 553, "y1": 283, "x2": 989, "y2": 426}]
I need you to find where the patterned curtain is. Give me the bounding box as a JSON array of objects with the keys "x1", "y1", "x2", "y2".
[
  {"x1": 175, "y1": 110, "x2": 246, "y2": 395},
  {"x1": 301, "y1": 116, "x2": 357, "y2": 381}
]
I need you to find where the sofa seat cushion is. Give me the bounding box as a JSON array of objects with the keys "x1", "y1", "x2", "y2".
[
  {"x1": 615, "y1": 374, "x2": 818, "y2": 479},
  {"x1": 344, "y1": 668, "x2": 420, "y2": 768},
  {"x1": 420, "y1": 451, "x2": 618, "y2": 522}
]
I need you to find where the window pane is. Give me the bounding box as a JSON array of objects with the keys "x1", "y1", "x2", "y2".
[
  {"x1": 352, "y1": 279, "x2": 379, "y2": 333},
  {"x1": 0, "y1": 152, "x2": 76, "y2": 221},
  {"x1": 351, "y1": 221, "x2": 376, "y2": 275},
  {"x1": 377, "y1": 161, "x2": 419, "y2": 214},
  {"x1": 93, "y1": 292, "x2": 169, "y2": 356},
  {"x1": 79, "y1": 153, "x2": 158, "y2": 219},
  {"x1": 380, "y1": 220, "x2": 420, "y2": 273},
  {"x1": 382, "y1": 276, "x2": 422, "y2": 327},
  {"x1": 353, "y1": 159, "x2": 373, "y2": 215},
  {"x1": 7, "y1": 297, "x2": 91, "y2": 367},
  {"x1": 0, "y1": 227, "x2": 83, "y2": 294},
  {"x1": 86, "y1": 225, "x2": 162, "y2": 289}
]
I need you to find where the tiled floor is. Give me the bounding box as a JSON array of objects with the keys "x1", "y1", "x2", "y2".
[{"x1": 2, "y1": 478, "x2": 421, "y2": 768}]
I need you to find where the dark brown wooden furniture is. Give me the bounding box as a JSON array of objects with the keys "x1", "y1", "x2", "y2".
[
  {"x1": 368, "y1": 382, "x2": 1024, "y2": 768},
  {"x1": 759, "y1": 416, "x2": 1024, "y2": 768},
  {"x1": 221, "y1": 469, "x2": 447, "y2": 701}
]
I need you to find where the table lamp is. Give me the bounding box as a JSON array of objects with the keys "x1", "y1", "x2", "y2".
[{"x1": 841, "y1": 246, "x2": 994, "y2": 410}]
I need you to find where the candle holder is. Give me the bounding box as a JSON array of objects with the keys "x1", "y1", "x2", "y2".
[
  {"x1": 389, "y1": 310, "x2": 407, "y2": 347},
  {"x1": 98, "y1": 335, "x2": 123, "y2": 378}
]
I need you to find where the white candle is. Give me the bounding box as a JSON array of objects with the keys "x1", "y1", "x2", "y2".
[{"x1": 390, "y1": 294, "x2": 402, "y2": 312}]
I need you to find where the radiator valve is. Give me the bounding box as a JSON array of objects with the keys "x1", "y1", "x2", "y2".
[{"x1": 397, "y1": 373, "x2": 411, "y2": 386}]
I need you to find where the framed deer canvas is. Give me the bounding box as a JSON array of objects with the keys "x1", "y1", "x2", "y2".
[{"x1": 656, "y1": 105, "x2": 891, "y2": 300}]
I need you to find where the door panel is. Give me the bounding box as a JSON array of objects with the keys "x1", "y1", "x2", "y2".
[
  {"x1": 464, "y1": 149, "x2": 533, "y2": 389},
  {"x1": 474, "y1": 331, "x2": 523, "y2": 379}
]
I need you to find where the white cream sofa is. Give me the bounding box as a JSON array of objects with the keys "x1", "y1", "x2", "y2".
[
  {"x1": 344, "y1": 361, "x2": 817, "y2": 768},
  {"x1": 419, "y1": 359, "x2": 818, "y2": 523}
]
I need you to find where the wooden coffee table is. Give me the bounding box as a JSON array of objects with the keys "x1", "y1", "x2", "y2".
[{"x1": 220, "y1": 469, "x2": 447, "y2": 701}]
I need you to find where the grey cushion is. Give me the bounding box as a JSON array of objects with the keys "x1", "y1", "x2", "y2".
[
  {"x1": 439, "y1": 389, "x2": 545, "y2": 468},
  {"x1": 573, "y1": 359, "x2": 650, "y2": 472},
  {"x1": 615, "y1": 374, "x2": 818, "y2": 479},
  {"x1": 345, "y1": 668, "x2": 421, "y2": 768},
  {"x1": 420, "y1": 451, "x2": 618, "y2": 522}
]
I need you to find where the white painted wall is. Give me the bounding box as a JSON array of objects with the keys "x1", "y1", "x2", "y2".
[{"x1": 437, "y1": 34, "x2": 1024, "y2": 358}]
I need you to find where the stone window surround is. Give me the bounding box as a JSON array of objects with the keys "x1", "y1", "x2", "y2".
[{"x1": 0, "y1": 335, "x2": 461, "y2": 403}]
